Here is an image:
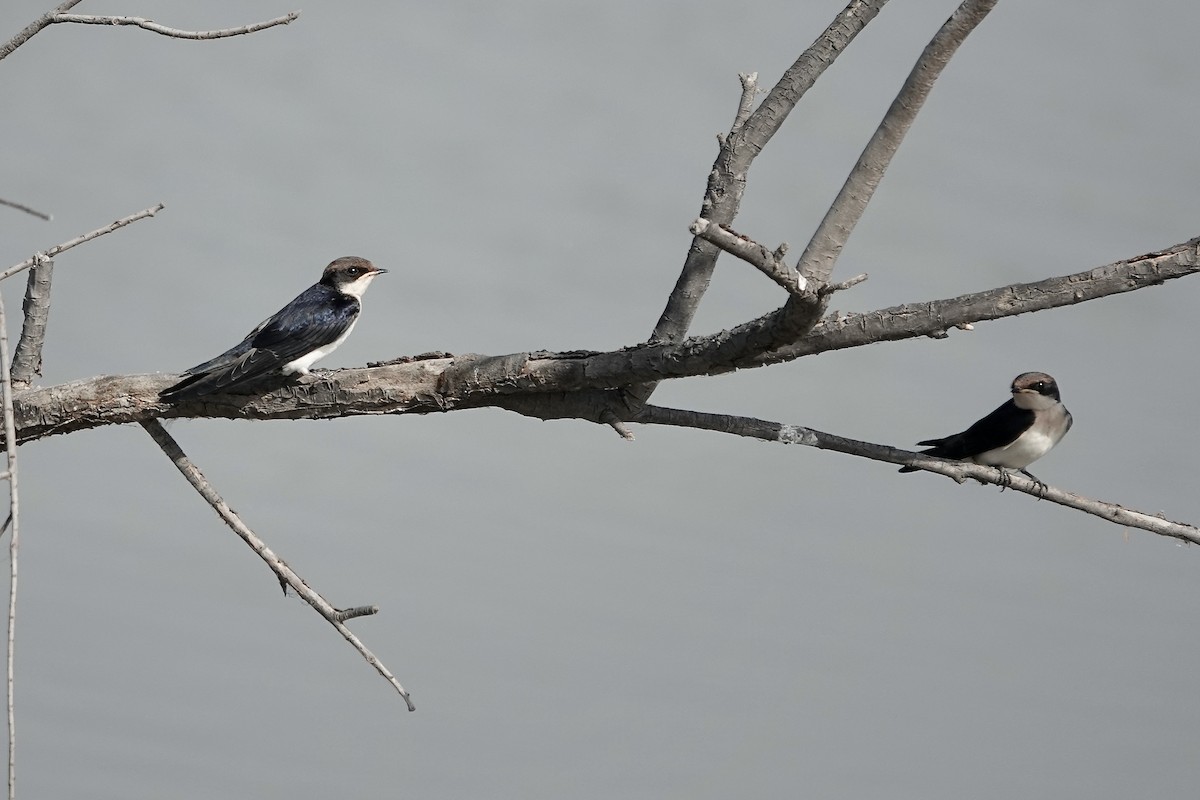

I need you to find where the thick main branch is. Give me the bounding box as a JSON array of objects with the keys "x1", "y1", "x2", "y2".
[
  {"x1": 4, "y1": 237, "x2": 1195, "y2": 445},
  {"x1": 764, "y1": 237, "x2": 1199, "y2": 362}
]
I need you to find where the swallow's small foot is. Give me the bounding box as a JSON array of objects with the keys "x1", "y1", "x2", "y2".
[
  {"x1": 1020, "y1": 469, "x2": 1048, "y2": 498},
  {"x1": 996, "y1": 468, "x2": 1013, "y2": 491}
]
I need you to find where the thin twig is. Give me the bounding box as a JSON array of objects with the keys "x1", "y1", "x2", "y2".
[
  {"x1": 11, "y1": 257, "x2": 54, "y2": 390},
  {"x1": 0, "y1": 0, "x2": 83, "y2": 62},
  {"x1": 51, "y1": 11, "x2": 300, "y2": 40},
  {"x1": 599, "y1": 409, "x2": 635, "y2": 441},
  {"x1": 797, "y1": 0, "x2": 999, "y2": 283},
  {"x1": 138, "y1": 419, "x2": 415, "y2": 711},
  {"x1": 634, "y1": 0, "x2": 888, "y2": 417},
  {"x1": 818, "y1": 273, "x2": 868, "y2": 295},
  {"x1": 334, "y1": 606, "x2": 380, "y2": 623},
  {"x1": 0, "y1": 295, "x2": 20, "y2": 800},
  {"x1": 0, "y1": 200, "x2": 50, "y2": 222},
  {"x1": 689, "y1": 219, "x2": 805, "y2": 294},
  {"x1": 0, "y1": 205, "x2": 163, "y2": 282},
  {"x1": 727, "y1": 72, "x2": 759, "y2": 136},
  {"x1": 633, "y1": 405, "x2": 1200, "y2": 545}
]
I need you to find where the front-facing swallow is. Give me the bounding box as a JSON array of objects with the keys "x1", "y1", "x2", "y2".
[
  {"x1": 899, "y1": 371, "x2": 1072, "y2": 486},
  {"x1": 160, "y1": 256, "x2": 387, "y2": 401}
]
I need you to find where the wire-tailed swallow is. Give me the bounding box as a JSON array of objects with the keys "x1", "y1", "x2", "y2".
[
  {"x1": 899, "y1": 371, "x2": 1072, "y2": 485},
  {"x1": 160, "y1": 256, "x2": 387, "y2": 401}
]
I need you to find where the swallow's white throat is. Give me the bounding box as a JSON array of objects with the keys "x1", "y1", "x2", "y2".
[{"x1": 337, "y1": 271, "x2": 382, "y2": 300}]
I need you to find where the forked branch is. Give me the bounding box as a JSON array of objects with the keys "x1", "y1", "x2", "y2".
[
  {"x1": 139, "y1": 419, "x2": 415, "y2": 711},
  {"x1": 0, "y1": 204, "x2": 164, "y2": 281},
  {"x1": 0, "y1": 0, "x2": 82, "y2": 62},
  {"x1": 3, "y1": 204, "x2": 167, "y2": 393},
  {"x1": 633, "y1": 405, "x2": 1200, "y2": 545},
  {"x1": 0, "y1": 2, "x2": 297, "y2": 61},
  {"x1": 649, "y1": 0, "x2": 889, "y2": 347},
  {"x1": 5, "y1": 235, "x2": 1198, "y2": 445},
  {"x1": 689, "y1": 219, "x2": 804, "y2": 294},
  {"x1": 762, "y1": 237, "x2": 1200, "y2": 363},
  {"x1": 797, "y1": 0, "x2": 1000, "y2": 283}
]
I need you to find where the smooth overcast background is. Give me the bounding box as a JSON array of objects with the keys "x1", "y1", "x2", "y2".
[{"x1": 2, "y1": 2, "x2": 1198, "y2": 798}]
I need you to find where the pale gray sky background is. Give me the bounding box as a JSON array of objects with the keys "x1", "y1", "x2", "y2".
[{"x1": 2, "y1": 1, "x2": 1199, "y2": 797}]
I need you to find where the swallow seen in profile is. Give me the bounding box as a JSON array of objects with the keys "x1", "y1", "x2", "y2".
[
  {"x1": 899, "y1": 371, "x2": 1072, "y2": 487},
  {"x1": 160, "y1": 256, "x2": 387, "y2": 401}
]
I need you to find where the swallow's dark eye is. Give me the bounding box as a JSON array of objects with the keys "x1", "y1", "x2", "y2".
[
  {"x1": 348, "y1": 267, "x2": 363, "y2": 276},
  {"x1": 1034, "y1": 381, "x2": 1046, "y2": 391}
]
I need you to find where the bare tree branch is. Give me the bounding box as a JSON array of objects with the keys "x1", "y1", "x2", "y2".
[
  {"x1": 639, "y1": 0, "x2": 989, "y2": 420},
  {"x1": 626, "y1": 0, "x2": 890, "y2": 418},
  {"x1": 0, "y1": 204, "x2": 163, "y2": 282},
  {"x1": 736, "y1": 0, "x2": 890, "y2": 156},
  {"x1": 724, "y1": 71, "x2": 759, "y2": 138},
  {"x1": 762, "y1": 237, "x2": 1200, "y2": 363},
  {"x1": 632, "y1": 405, "x2": 1200, "y2": 545},
  {"x1": 11, "y1": 257, "x2": 54, "y2": 390},
  {"x1": 0, "y1": 295, "x2": 20, "y2": 800},
  {"x1": 0, "y1": 3, "x2": 296, "y2": 61},
  {"x1": 0, "y1": 0, "x2": 82, "y2": 63},
  {"x1": 819, "y1": 273, "x2": 870, "y2": 296},
  {"x1": 4, "y1": 235, "x2": 1198, "y2": 446},
  {"x1": 689, "y1": 218, "x2": 804, "y2": 294},
  {"x1": 50, "y1": 11, "x2": 300, "y2": 41},
  {"x1": 798, "y1": 0, "x2": 999, "y2": 283},
  {"x1": 138, "y1": 419, "x2": 415, "y2": 711},
  {"x1": 648, "y1": 0, "x2": 888, "y2": 348},
  {"x1": 0, "y1": 199, "x2": 50, "y2": 222},
  {"x1": 334, "y1": 606, "x2": 380, "y2": 623}
]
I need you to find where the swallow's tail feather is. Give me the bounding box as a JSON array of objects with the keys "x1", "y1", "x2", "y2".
[
  {"x1": 898, "y1": 437, "x2": 954, "y2": 473},
  {"x1": 160, "y1": 371, "x2": 221, "y2": 402},
  {"x1": 159, "y1": 346, "x2": 287, "y2": 402}
]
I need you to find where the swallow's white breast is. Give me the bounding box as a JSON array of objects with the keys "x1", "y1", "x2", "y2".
[
  {"x1": 972, "y1": 402, "x2": 1071, "y2": 469},
  {"x1": 281, "y1": 318, "x2": 359, "y2": 376}
]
